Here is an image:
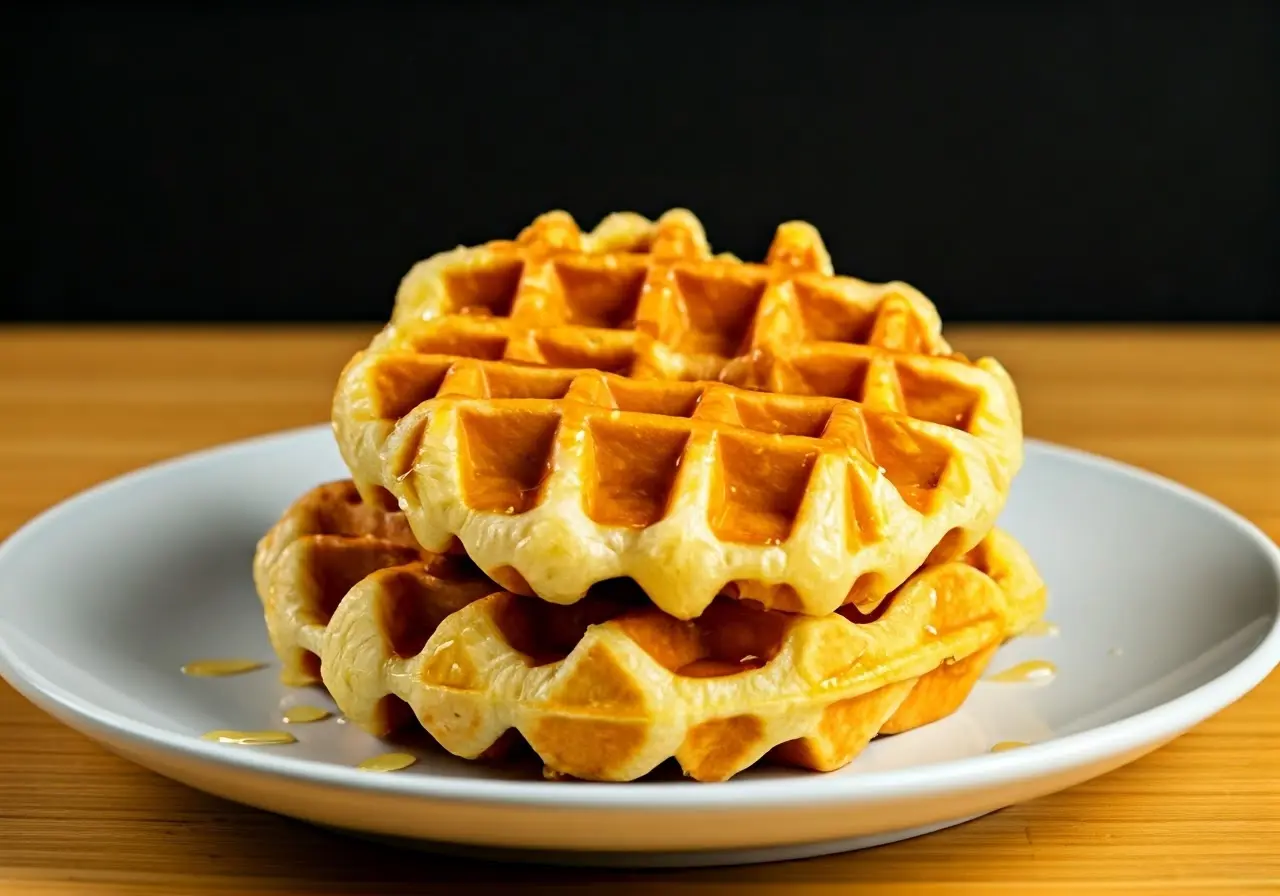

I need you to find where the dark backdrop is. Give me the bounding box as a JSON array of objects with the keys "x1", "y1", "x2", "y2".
[{"x1": 6, "y1": 2, "x2": 1278, "y2": 324}]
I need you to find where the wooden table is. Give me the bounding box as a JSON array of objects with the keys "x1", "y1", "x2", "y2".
[{"x1": 1, "y1": 325, "x2": 1277, "y2": 895}]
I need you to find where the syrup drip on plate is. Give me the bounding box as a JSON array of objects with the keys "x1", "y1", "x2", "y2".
[
  {"x1": 985, "y1": 659, "x2": 1057, "y2": 684},
  {"x1": 201, "y1": 729, "x2": 297, "y2": 746},
  {"x1": 282, "y1": 705, "x2": 332, "y2": 724},
  {"x1": 181, "y1": 658, "x2": 267, "y2": 677},
  {"x1": 990, "y1": 740, "x2": 1029, "y2": 753},
  {"x1": 357, "y1": 752, "x2": 418, "y2": 772}
]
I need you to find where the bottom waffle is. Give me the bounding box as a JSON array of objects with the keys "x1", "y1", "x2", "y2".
[{"x1": 253, "y1": 481, "x2": 1047, "y2": 782}]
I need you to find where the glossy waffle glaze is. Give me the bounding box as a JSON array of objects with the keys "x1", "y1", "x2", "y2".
[
  {"x1": 333, "y1": 209, "x2": 1024, "y2": 619},
  {"x1": 253, "y1": 482, "x2": 1046, "y2": 783}
]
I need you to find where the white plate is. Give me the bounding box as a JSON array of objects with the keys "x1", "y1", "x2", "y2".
[{"x1": 0, "y1": 426, "x2": 1277, "y2": 868}]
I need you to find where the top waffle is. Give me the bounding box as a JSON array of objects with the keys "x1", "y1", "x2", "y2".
[{"x1": 333, "y1": 209, "x2": 1024, "y2": 620}]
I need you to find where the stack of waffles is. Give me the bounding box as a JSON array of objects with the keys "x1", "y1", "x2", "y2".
[{"x1": 253, "y1": 209, "x2": 1046, "y2": 782}]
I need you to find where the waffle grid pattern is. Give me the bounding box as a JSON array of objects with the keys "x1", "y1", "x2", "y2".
[
  {"x1": 333, "y1": 209, "x2": 1023, "y2": 618},
  {"x1": 253, "y1": 482, "x2": 1047, "y2": 782}
]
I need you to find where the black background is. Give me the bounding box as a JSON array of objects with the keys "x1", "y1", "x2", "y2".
[{"x1": 6, "y1": 2, "x2": 1278, "y2": 324}]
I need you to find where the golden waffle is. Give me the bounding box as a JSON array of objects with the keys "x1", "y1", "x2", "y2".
[
  {"x1": 333, "y1": 209, "x2": 1024, "y2": 619},
  {"x1": 253, "y1": 481, "x2": 1047, "y2": 783}
]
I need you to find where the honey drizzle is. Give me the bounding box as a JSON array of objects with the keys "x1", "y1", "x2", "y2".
[
  {"x1": 985, "y1": 659, "x2": 1057, "y2": 684},
  {"x1": 181, "y1": 658, "x2": 267, "y2": 677},
  {"x1": 991, "y1": 740, "x2": 1029, "y2": 753},
  {"x1": 357, "y1": 752, "x2": 418, "y2": 772},
  {"x1": 201, "y1": 729, "x2": 296, "y2": 746},
  {"x1": 282, "y1": 705, "x2": 332, "y2": 724}
]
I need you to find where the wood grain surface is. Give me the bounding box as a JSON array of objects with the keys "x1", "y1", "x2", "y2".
[{"x1": 0, "y1": 325, "x2": 1277, "y2": 895}]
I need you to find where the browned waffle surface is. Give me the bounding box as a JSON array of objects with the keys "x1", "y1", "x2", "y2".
[
  {"x1": 333, "y1": 209, "x2": 1024, "y2": 619},
  {"x1": 383, "y1": 209, "x2": 952, "y2": 378},
  {"x1": 253, "y1": 482, "x2": 1046, "y2": 782}
]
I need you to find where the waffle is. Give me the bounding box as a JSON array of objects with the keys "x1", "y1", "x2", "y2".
[
  {"x1": 332, "y1": 209, "x2": 1024, "y2": 619},
  {"x1": 253, "y1": 481, "x2": 1047, "y2": 783},
  {"x1": 251, "y1": 480, "x2": 497, "y2": 686}
]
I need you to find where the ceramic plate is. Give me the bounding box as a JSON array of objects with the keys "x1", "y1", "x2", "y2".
[{"x1": 0, "y1": 426, "x2": 1277, "y2": 868}]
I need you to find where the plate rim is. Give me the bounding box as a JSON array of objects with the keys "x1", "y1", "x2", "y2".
[{"x1": 0, "y1": 424, "x2": 1277, "y2": 812}]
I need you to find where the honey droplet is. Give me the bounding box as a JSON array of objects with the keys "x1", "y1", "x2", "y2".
[
  {"x1": 991, "y1": 740, "x2": 1029, "y2": 753},
  {"x1": 358, "y1": 752, "x2": 418, "y2": 773},
  {"x1": 985, "y1": 659, "x2": 1057, "y2": 684},
  {"x1": 201, "y1": 729, "x2": 296, "y2": 746},
  {"x1": 1023, "y1": 619, "x2": 1059, "y2": 638},
  {"x1": 181, "y1": 658, "x2": 267, "y2": 677},
  {"x1": 282, "y1": 705, "x2": 331, "y2": 724}
]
